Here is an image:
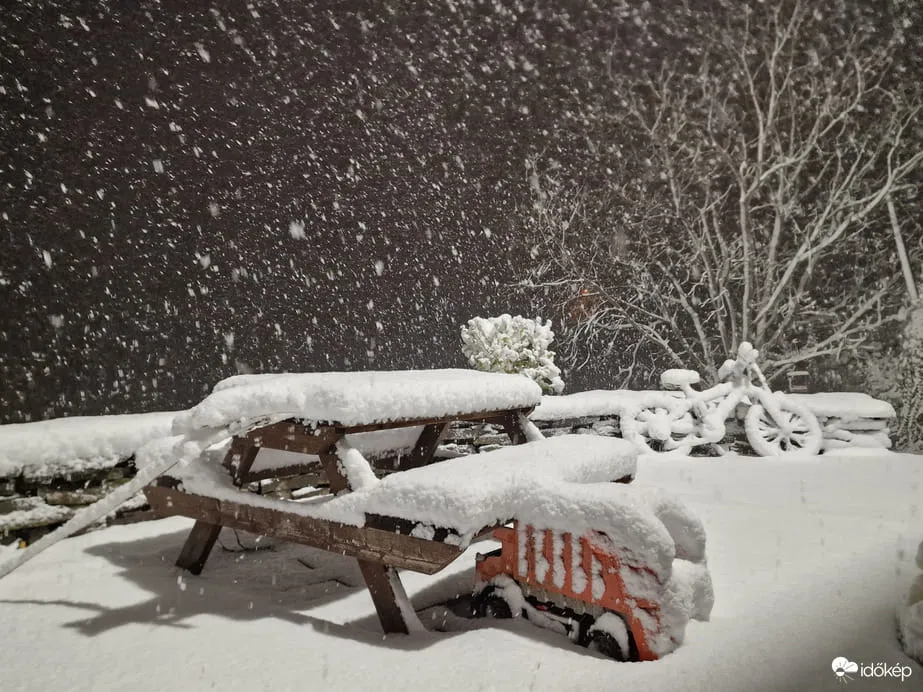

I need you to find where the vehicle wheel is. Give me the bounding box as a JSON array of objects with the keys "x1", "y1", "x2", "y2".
[
  {"x1": 587, "y1": 630, "x2": 629, "y2": 662},
  {"x1": 575, "y1": 614, "x2": 597, "y2": 647},
  {"x1": 620, "y1": 395, "x2": 696, "y2": 455},
  {"x1": 472, "y1": 585, "x2": 514, "y2": 619},
  {"x1": 745, "y1": 398, "x2": 822, "y2": 456}
]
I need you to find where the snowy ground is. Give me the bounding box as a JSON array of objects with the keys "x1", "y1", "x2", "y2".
[{"x1": 1, "y1": 449, "x2": 921, "y2": 692}]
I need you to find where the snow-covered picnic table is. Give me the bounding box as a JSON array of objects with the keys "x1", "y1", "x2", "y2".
[{"x1": 143, "y1": 369, "x2": 639, "y2": 635}]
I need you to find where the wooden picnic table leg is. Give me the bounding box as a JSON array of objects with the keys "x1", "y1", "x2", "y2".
[
  {"x1": 318, "y1": 445, "x2": 350, "y2": 493},
  {"x1": 500, "y1": 410, "x2": 529, "y2": 445},
  {"x1": 175, "y1": 520, "x2": 223, "y2": 575},
  {"x1": 317, "y1": 434, "x2": 419, "y2": 633},
  {"x1": 402, "y1": 422, "x2": 449, "y2": 469},
  {"x1": 358, "y1": 560, "x2": 413, "y2": 635},
  {"x1": 223, "y1": 438, "x2": 260, "y2": 486}
]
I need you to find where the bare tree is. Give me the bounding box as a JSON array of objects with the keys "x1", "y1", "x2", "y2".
[{"x1": 524, "y1": 0, "x2": 922, "y2": 385}]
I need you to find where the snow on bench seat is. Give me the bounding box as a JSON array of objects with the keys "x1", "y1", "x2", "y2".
[
  {"x1": 362, "y1": 435, "x2": 639, "y2": 536},
  {"x1": 153, "y1": 435, "x2": 641, "y2": 548},
  {"x1": 0, "y1": 412, "x2": 177, "y2": 480},
  {"x1": 373, "y1": 476, "x2": 705, "y2": 585},
  {"x1": 173, "y1": 369, "x2": 542, "y2": 435}
]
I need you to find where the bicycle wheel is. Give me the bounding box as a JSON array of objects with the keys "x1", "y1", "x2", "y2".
[
  {"x1": 745, "y1": 397, "x2": 822, "y2": 456},
  {"x1": 620, "y1": 394, "x2": 696, "y2": 455}
]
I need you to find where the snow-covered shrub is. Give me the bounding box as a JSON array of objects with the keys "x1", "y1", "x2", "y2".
[{"x1": 461, "y1": 314, "x2": 565, "y2": 394}]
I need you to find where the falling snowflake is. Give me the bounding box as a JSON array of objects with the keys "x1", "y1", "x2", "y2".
[
  {"x1": 288, "y1": 220, "x2": 306, "y2": 239},
  {"x1": 194, "y1": 42, "x2": 211, "y2": 63}
]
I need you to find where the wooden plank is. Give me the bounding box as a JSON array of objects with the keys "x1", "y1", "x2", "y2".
[
  {"x1": 175, "y1": 520, "x2": 222, "y2": 575},
  {"x1": 334, "y1": 407, "x2": 535, "y2": 434},
  {"x1": 143, "y1": 485, "x2": 463, "y2": 574},
  {"x1": 364, "y1": 513, "x2": 463, "y2": 544},
  {"x1": 226, "y1": 423, "x2": 340, "y2": 486},
  {"x1": 364, "y1": 513, "x2": 505, "y2": 544},
  {"x1": 228, "y1": 444, "x2": 444, "y2": 488},
  {"x1": 238, "y1": 460, "x2": 326, "y2": 485},
  {"x1": 244, "y1": 422, "x2": 340, "y2": 455},
  {"x1": 257, "y1": 470, "x2": 330, "y2": 497},
  {"x1": 401, "y1": 422, "x2": 448, "y2": 469},
  {"x1": 358, "y1": 560, "x2": 411, "y2": 634}
]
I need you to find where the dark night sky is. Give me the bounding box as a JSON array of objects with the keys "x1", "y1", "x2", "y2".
[
  {"x1": 5, "y1": 1, "x2": 912, "y2": 423},
  {"x1": 1, "y1": 0, "x2": 630, "y2": 422}
]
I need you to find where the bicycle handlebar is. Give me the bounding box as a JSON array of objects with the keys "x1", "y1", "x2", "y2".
[{"x1": 721, "y1": 342, "x2": 769, "y2": 389}]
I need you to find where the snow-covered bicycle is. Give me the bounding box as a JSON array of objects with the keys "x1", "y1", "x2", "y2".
[{"x1": 620, "y1": 343, "x2": 822, "y2": 457}]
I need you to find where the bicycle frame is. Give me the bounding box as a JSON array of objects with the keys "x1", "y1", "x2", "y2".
[
  {"x1": 672, "y1": 354, "x2": 792, "y2": 449},
  {"x1": 625, "y1": 342, "x2": 822, "y2": 456}
]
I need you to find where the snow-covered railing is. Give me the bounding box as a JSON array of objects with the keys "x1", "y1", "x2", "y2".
[
  {"x1": 526, "y1": 390, "x2": 896, "y2": 452},
  {"x1": 0, "y1": 412, "x2": 176, "y2": 544},
  {"x1": 778, "y1": 393, "x2": 895, "y2": 451}
]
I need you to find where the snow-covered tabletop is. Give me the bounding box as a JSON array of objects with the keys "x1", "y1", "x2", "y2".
[{"x1": 173, "y1": 369, "x2": 543, "y2": 435}]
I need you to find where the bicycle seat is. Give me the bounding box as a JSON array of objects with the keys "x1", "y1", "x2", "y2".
[{"x1": 661, "y1": 369, "x2": 701, "y2": 389}]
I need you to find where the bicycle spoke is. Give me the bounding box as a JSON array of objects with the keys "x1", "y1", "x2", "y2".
[{"x1": 789, "y1": 432, "x2": 809, "y2": 447}]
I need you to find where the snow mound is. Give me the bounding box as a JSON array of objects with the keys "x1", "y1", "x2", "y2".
[
  {"x1": 0, "y1": 412, "x2": 177, "y2": 479},
  {"x1": 173, "y1": 369, "x2": 542, "y2": 434},
  {"x1": 650, "y1": 558, "x2": 715, "y2": 656}
]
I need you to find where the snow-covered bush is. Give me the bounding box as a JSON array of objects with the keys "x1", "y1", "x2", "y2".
[{"x1": 461, "y1": 315, "x2": 565, "y2": 394}]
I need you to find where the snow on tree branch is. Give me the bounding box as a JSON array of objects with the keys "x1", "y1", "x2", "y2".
[{"x1": 521, "y1": 0, "x2": 921, "y2": 386}]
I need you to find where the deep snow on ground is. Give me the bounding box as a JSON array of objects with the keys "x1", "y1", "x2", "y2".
[{"x1": 1, "y1": 450, "x2": 921, "y2": 692}]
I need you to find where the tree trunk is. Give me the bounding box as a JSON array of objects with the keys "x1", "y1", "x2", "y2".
[{"x1": 888, "y1": 195, "x2": 918, "y2": 303}]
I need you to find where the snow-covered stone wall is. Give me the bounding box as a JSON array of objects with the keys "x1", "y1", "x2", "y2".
[{"x1": 0, "y1": 412, "x2": 176, "y2": 546}]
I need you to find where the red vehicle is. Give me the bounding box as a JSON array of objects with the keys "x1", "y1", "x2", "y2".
[{"x1": 473, "y1": 521, "x2": 670, "y2": 661}]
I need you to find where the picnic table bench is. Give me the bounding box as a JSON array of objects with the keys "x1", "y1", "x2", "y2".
[{"x1": 143, "y1": 370, "x2": 637, "y2": 635}]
